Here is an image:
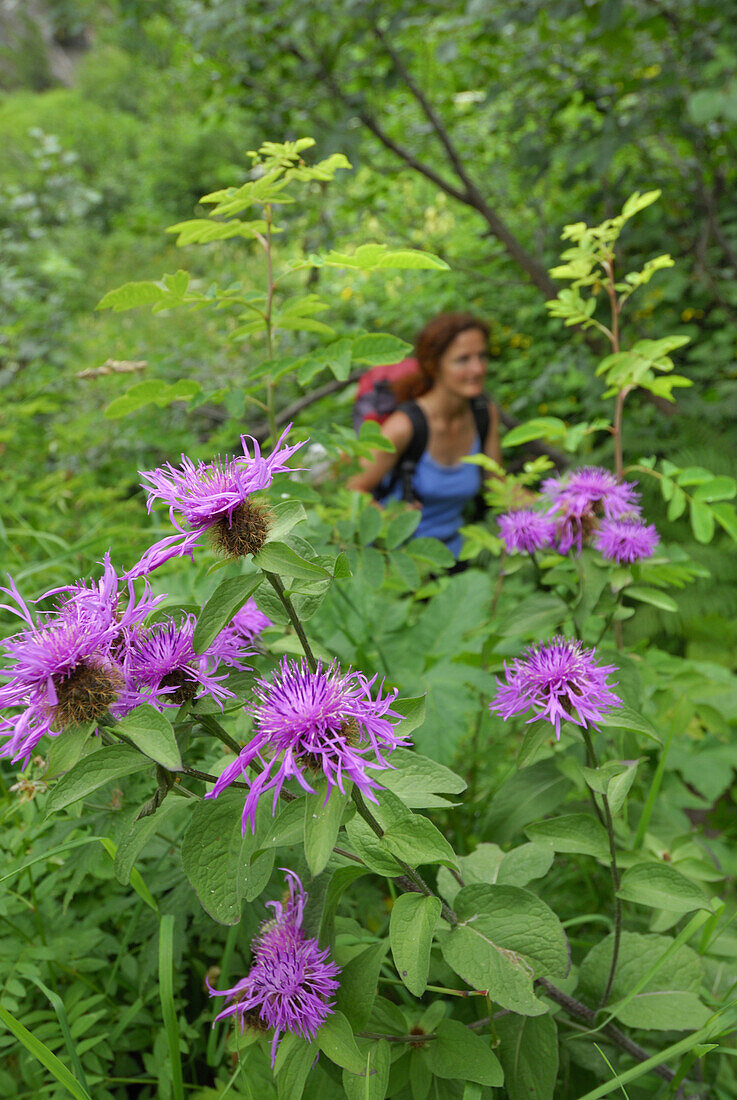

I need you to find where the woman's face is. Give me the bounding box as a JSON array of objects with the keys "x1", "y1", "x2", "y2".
[{"x1": 436, "y1": 328, "x2": 489, "y2": 398}]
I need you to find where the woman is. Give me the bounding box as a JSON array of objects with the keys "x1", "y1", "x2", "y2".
[{"x1": 348, "y1": 312, "x2": 501, "y2": 558}]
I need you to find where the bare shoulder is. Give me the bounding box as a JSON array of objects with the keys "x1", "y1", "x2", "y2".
[{"x1": 381, "y1": 408, "x2": 415, "y2": 451}]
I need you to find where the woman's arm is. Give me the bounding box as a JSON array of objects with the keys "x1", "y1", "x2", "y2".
[
  {"x1": 484, "y1": 401, "x2": 502, "y2": 465},
  {"x1": 347, "y1": 410, "x2": 415, "y2": 494}
]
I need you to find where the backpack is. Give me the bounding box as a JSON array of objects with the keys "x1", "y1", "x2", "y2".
[{"x1": 353, "y1": 359, "x2": 490, "y2": 503}]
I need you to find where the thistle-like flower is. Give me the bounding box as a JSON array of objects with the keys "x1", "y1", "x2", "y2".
[
  {"x1": 543, "y1": 467, "x2": 640, "y2": 554},
  {"x1": 120, "y1": 614, "x2": 248, "y2": 712},
  {"x1": 595, "y1": 518, "x2": 660, "y2": 564},
  {"x1": 206, "y1": 657, "x2": 406, "y2": 832},
  {"x1": 209, "y1": 870, "x2": 340, "y2": 1064},
  {"x1": 490, "y1": 636, "x2": 622, "y2": 739},
  {"x1": 0, "y1": 574, "x2": 138, "y2": 763},
  {"x1": 130, "y1": 427, "x2": 305, "y2": 577},
  {"x1": 216, "y1": 599, "x2": 272, "y2": 648},
  {"x1": 497, "y1": 511, "x2": 556, "y2": 555}
]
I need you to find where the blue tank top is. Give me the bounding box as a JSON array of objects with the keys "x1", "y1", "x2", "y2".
[{"x1": 383, "y1": 435, "x2": 482, "y2": 558}]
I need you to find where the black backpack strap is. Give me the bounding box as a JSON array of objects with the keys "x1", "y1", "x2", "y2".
[
  {"x1": 470, "y1": 395, "x2": 491, "y2": 449},
  {"x1": 381, "y1": 400, "x2": 428, "y2": 502}
]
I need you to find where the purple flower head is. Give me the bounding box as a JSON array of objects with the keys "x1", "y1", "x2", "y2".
[
  {"x1": 498, "y1": 511, "x2": 556, "y2": 555},
  {"x1": 595, "y1": 518, "x2": 660, "y2": 564},
  {"x1": 216, "y1": 598, "x2": 272, "y2": 650},
  {"x1": 0, "y1": 578, "x2": 126, "y2": 763},
  {"x1": 130, "y1": 427, "x2": 305, "y2": 577},
  {"x1": 490, "y1": 636, "x2": 622, "y2": 740},
  {"x1": 209, "y1": 870, "x2": 340, "y2": 1064},
  {"x1": 206, "y1": 657, "x2": 407, "y2": 833},
  {"x1": 543, "y1": 467, "x2": 641, "y2": 554},
  {"x1": 43, "y1": 552, "x2": 165, "y2": 634},
  {"x1": 120, "y1": 613, "x2": 247, "y2": 713}
]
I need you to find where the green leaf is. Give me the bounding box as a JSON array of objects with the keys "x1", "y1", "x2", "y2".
[
  {"x1": 0, "y1": 1003, "x2": 92, "y2": 1100},
  {"x1": 495, "y1": 1014, "x2": 558, "y2": 1100},
  {"x1": 485, "y1": 759, "x2": 573, "y2": 843},
  {"x1": 603, "y1": 703, "x2": 661, "y2": 743},
  {"x1": 379, "y1": 747, "x2": 466, "y2": 809},
  {"x1": 336, "y1": 941, "x2": 388, "y2": 1030},
  {"x1": 319, "y1": 865, "x2": 371, "y2": 947},
  {"x1": 442, "y1": 884, "x2": 568, "y2": 1015},
  {"x1": 690, "y1": 500, "x2": 716, "y2": 543},
  {"x1": 342, "y1": 1040, "x2": 391, "y2": 1100},
  {"x1": 115, "y1": 705, "x2": 182, "y2": 771},
  {"x1": 304, "y1": 781, "x2": 348, "y2": 876},
  {"x1": 113, "y1": 799, "x2": 185, "y2": 885},
  {"x1": 97, "y1": 280, "x2": 167, "y2": 312},
  {"x1": 383, "y1": 815, "x2": 459, "y2": 870},
  {"x1": 606, "y1": 760, "x2": 641, "y2": 815},
  {"x1": 390, "y1": 894, "x2": 441, "y2": 997},
  {"x1": 517, "y1": 721, "x2": 555, "y2": 768},
  {"x1": 351, "y1": 333, "x2": 413, "y2": 365},
  {"x1": 46, "y1": 744, "x2": 147, "y2": 816},
  {"x1": 316, "y1": 1010, "x2": 365, "y2": 1073},
  {"x1": 502, "y1": 417, "x2": 567, "y2": 448},
  {"x1": 254, "y1": 540, "x2": 330, "y2": 579},
  {"x1": 621, "y1": 189, "x2": 661, "y2": 219},
  {"x1": 192, "y1": 573, "x2": 264, "y2": 654},
  {"x1": 391, "y1": 697, "x2": 428, "y2": 739},
  {"x1": 407, "y1": 537, "x2": 456, "y2": 569},
  {"x1": 104, "y1": 378, "x2": 201, "y2": 419},
  {"x1": 45, "y1": 722, "x2": 95, "y2": 779},
  {"x1": 692, "y1": 476, "x2": 737, "y2": 503},
  {"x1": 274, "y1": 1034, "x2": 314, "y2": 1100},
  {"x1": 180, "y1": 789, "x2": 251, "y2": 924},
  {"x1": 712, "y1": 501, "x2": 737, "y2": 542},
  {"x1": 384, "y1": 510, "x2": 422, "y2": 550},
  {"x1": 358, "y1": 505, "x2": 383, "y2": 546},
  {"x1": 525, "y1": 813, "x2": 609, "y2": 859},
  {"x1": 578, "y1": 931, "x2": 709, "y2": 1030},
  {"x1": 625, "y1": 586, "x2": 678, "y2": 612},
  {"x1": 316, "y1": 244, "x2": 448, "y2": 271},
  {"x1": 425, "y1": 1019, "x2": 504, "y2": 1086},
  {"x1": 668, "y1": 485, "x2": 687, "y2": 520},
  {"x1": 617, "y1": 863, "x2": 713, "y2": 914},
  {"x1": 267, "y1": 500, "x2": 308, "y2": 542},
  {"x1": 497, "y1": 594, "x2": 567, "y2": 639},
  {"x1": 159, "y1": 915, "x2": 185, "y2": 1100}
]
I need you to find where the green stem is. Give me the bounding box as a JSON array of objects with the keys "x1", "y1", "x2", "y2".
[
  {"x1": 582, "y1": 730, "x2": 622, "y2": 1008},
  {"x1": 351, "y1": 788, "x2": 457, "y2": 927},
  {"x1": 263, "y1": 570, "x2": 318, "y2": 672},
  {"x1": 264, "y1": 203, "x2": 278, "y2": 442},
  {"x1": 195, "y1": 714, "x2": 242, "y2": 756},
  {"x1": 379, "y1": 976, "x2": 485, "y2": 997}
]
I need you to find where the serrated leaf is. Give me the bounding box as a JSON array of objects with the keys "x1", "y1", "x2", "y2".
[
  {"x1": 46, "y1": 743, "x2": 147, "y2": 816},
  {"x1": 192, "y1": 573, "x2": 263, "y2": 654},
  {"x1": 316, "y1": 244, "x2": 448, "y2": 271},
  {"x1": 384, "y1": 510, "x2": 421, "y2": 550},
  {"x1": 502, "y1": 417, "x2": 567, "y2": 448},
  {"x1": 96, "y1": 281, "x2": 167, "y2": 312},
  {"x1": 351, "y1": 333, "x2": 413, "y2": 364},
  {"x1": 115, "y1": 705, "x2": 182, "y2": 770},
  {"x1": 390, "y1": 894, "x2": 440, "y2": 997}
]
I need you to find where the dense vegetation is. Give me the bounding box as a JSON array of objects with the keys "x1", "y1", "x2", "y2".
[{"x1": 2, "y1": 4, "x2": 737, "y2": 1098}]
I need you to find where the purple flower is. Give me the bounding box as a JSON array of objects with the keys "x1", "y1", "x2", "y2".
[
  {"x1": 209, "y1": 870, "x2": 340, "y2": 1064},
  {"x1": 42, "y1": 552, "x2": 164, "y2": 632},
  {"x1": 543, "y1": 467, "x2": 641, "y2": 554},
  {"x1": 120, "y1": 614, "x2": 248, "y2": 713},
  {"x1": 498, "y1": 511, "x2": 556, "y2": 555},
  {"x1": 490, "y1": 636, "x2": 622, "y2": 739},
  {"x1": 595, "y1": 518, "x2": 660, "y2": 564},
  {"x1": 130, "y1": 427, "x2": 305, "y2": 577},
  {"x1": 207, "y1": 657, "x2": 407, "y2": 833},
  {"x1": 216, "y1": 599, "x2": 272, "y2": 649},
  {"x1": 0, "y1": 577, "x2": 129, "y2": 763}
]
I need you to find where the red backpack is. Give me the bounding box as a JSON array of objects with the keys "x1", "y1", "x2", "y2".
[{"x1": 352, "y1": 358, "x2": 419, "y2": 431}]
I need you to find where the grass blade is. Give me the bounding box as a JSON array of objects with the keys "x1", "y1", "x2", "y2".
[
  {"x1": 159, "y1": 913, "x2": 185, "y2": 1100},
  {"x1": 0, "y1": 1003, "x2": 92, "y2": 1100},
  {"x1": 29, "y1": 976, "x2": 91, "y2": 1095}
]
